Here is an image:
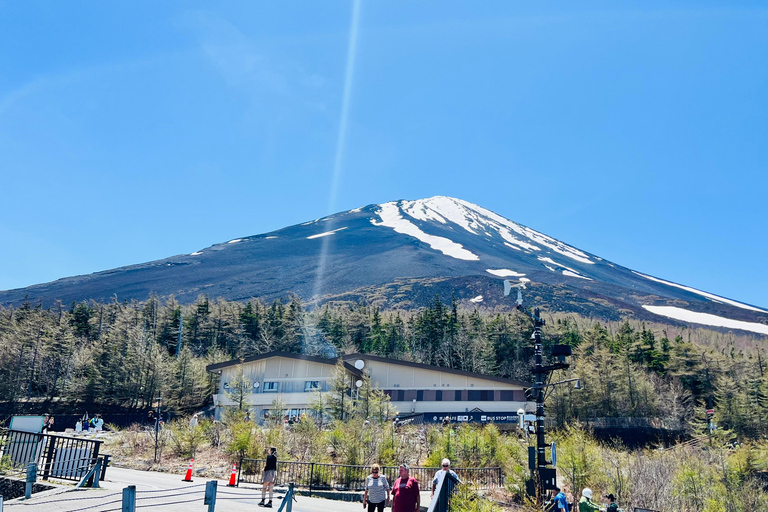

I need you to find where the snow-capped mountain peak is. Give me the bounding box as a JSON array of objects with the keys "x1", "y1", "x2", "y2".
[{"x1": 372, "y1": 196, "x2": 593, "y2": 265}]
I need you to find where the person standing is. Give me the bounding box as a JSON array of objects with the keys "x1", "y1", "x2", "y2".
[
  {"x1": 92, "y1": 414, "x2": 104, "y2": 432},
  {"x1": 578, "y1": 488, "x2": 601, "y2": 512},
  {"x1": 258, "y1": 447, "x2": 278, "y2": 508},
  {"x1": 431, "y1": 458, "x2": 461, "y2": 500},
  {"x1": 189, "y1": 413, "x2": 199, "y2": 428},
  {"x1": 392, "y1": 463, "x2": 420, "y2": 512},
  {"x1": 603, "y1": 493, "x2": 618, "y2": 512},
  {"x1": 550, "y1": 486, "x2": 569, "y2": 512},
  {"x1": 42, "y1": 414, "x2": 54, "y2": 433},
  {"x1": 363, "y1": 463, "x2": 391, "y2": 512}
]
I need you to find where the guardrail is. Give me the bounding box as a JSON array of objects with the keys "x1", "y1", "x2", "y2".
[
  {"x1": 0, "y1": 428, "x2": 103, "y2": 483},
  {"x1": 238, "y1": 459, "x2": 502, "y2": 493}
]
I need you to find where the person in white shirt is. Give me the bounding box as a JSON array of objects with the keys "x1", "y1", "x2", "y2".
[{"x1": 363, "y1": 464, "x2": 391, "y2": 512}]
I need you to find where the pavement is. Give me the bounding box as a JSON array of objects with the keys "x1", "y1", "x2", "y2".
[{"x1": 3, "y1": 467, "x2": 436, "y2": 512}]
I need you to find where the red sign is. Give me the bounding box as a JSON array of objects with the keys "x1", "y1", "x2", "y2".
[{"x1": 706, "y1": 409, "x2": 715, "y2": 415}]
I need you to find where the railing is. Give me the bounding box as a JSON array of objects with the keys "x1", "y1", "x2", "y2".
[
  {"x1": 0, "y1": 428, "x2": 103, "y2": 483},
  {"x1": 238, "y1": 459, "x2": 502, "y2": 492}
]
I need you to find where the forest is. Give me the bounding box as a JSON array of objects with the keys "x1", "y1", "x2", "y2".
[{"x1": 1, "y1": 293, "x2": 767, "y2": 439}]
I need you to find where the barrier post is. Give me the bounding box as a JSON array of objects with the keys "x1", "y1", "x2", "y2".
[
  {"x1": 308, "y1": 463, "x2": 314, "y2": 497},
  {"x1": 122, "y1": 485, "x2": 136, "y2": 512},
  {"x1": 92, "y1": 458, "x2": 102, "y2": 488},
  {"x1": 25, "y1": 462, "x2": 37, "y2": 499},
  {"x1": 1, "y1": 494, "x2": 4, "y2": 511},
  {"x1": 204, "y1": 480, "x2": 217, "y2": 512}
]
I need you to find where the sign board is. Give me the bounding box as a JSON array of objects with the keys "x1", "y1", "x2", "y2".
[
  {"x1": 425, "y1": 412, "x2": 522, "y2": 424},
  {"x1": 706, "y1": 409, "x2": 715, "y2": 415},
  {"x1": 9, "y1": 416, "x2": 45, "y2": 433},
  {"x1": 551, "y1": 442, "x2": 557, "y2": 468}
]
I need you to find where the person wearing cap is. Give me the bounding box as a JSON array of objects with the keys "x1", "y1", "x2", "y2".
[
  {"x1": 392, "y1": 463, "x2": 420, "y2": 512},
  {"x1": 603, "y1": 493, "x2": 618, "y2": 512},
  {"x1": 579, "y1": 488, "x2": 602, "y2": 512},
  {"x1": 431, "y1": 458, "x2": 461, "y2": 499}
]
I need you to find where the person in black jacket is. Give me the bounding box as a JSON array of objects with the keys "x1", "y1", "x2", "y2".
[{"x1": 258, "y1": 447, "x2": 278, "y2": 508}]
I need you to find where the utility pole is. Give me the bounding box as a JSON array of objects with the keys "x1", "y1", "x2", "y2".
[{"x1": 504, "y1": 280, "x2": 573, "y2": 502}]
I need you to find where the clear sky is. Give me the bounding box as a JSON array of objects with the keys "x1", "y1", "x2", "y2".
[{"x1": 1, "y1": 1, "x2": 766, "y2": 308}]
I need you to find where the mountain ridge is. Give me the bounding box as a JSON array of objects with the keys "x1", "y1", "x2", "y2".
[{"x1": 1, "y1": 196, "x2": 766, "y2": 335}]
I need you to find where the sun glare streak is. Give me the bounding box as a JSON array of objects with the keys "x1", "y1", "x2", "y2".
[{"x1": 311, "y1": 0, "x2": 362, "y2": 305}]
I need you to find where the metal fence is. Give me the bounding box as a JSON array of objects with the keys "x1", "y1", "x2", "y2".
[
  {"x1": 0, "y1": 428, "x2": 103, "y2": 483},
  {"x1": 238, "y1": 459, "x2": 502, "y2": 492}
]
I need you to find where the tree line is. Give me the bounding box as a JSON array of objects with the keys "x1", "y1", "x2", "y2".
[{"x1": 1, "y1": 294, "x2": 766, "y2": 438}]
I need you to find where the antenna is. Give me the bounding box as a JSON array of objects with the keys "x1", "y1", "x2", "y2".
[{"x1": 503, "y1": 279, "x2": 526, "y2": 306}]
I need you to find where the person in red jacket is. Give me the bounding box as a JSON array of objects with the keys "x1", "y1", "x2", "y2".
[{"x1": 392, "y1": 463, "x2": 420, "y2": 512}]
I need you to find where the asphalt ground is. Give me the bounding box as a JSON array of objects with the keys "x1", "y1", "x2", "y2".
[{"x1": 3, "y1": 466, "x2": 383, "y2": 512}]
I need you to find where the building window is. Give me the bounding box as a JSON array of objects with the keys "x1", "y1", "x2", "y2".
[
  {"x1": 417, "y1": 390, "x2": 424, "y2": 401},
  {"x1": 436, "y1": 390, "x2": 443, "y2": 401},
  {"x1": 305, "y1": 381, "x2": 320, "y2": 392},
  {"x1": 263, "y1": 382, "x2": 279, "y2": 392}
]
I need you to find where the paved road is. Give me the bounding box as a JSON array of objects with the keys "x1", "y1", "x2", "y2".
[{"x1": 3, "y1": 467, "x2": 381, "y2": 512}]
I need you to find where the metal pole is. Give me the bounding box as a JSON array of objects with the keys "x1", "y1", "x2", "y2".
[
  {"x1": 309, "y1": 462, "x2": 314, "y2": 497},
  {"x1": 122, "y1": 485, "x2": 136, "y2": 512},
  {"x1": 154, "y1": 396, "x2": 162, "y2": 462},
  {"x1": 92, "y1": 458, "x2": 102, "y2": 488},
  {"x1": 25, "y1": 462, "x2": 37, "y2": 499},
  {"x1": 0, "y1": 494, "x2": 4, "y2": 511},
  {"x1": 533, "y1": 309, "x2": 546, "y2": 471},
  {"x1": 204, "y1": 480, "x2": 217, "y2": 512}
]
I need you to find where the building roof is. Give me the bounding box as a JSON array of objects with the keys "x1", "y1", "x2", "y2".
[
  {"x1": 342, "y1": 353, "x2": 531, "y2": 387},
  {"x1": 205, "y1": 351, "x2": 364, "y2": 377}
]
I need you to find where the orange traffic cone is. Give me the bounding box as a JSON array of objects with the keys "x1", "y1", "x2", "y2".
[
  {"x1": 182, "y1": 458, "x2": 194, "y2": 482},
  {"x1": 227, "y1": 462, "x2": 238, "y2": 487}
]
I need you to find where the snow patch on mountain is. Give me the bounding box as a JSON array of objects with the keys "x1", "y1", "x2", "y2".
[
  {"x1": 563, "y1": 270, "x2": 592, "y2": 280},
  {"x1": 372, "y1": 202, "x2": 480, "y2": 261},
  {"x1": 190, "y1": 251, "x2": 203, "y2": 256},
  {"x1": 393, "y1": 197, "x2": 593, "y2": 264},
  {"x1": 227, "y1": 239, "x2": 242, "y2": 244},
  {"x1": 486, "y1": 269, "x2": 526, "y2": 277},
  {"x1": 470, "y1": 295, "x2": 484, "y2": 303},
  {"x1": 307, "y1": 227, "x2": 348, "y2": 240},
  {"x1": 633, "y1": 272, "x2": 767, "y2": 313},
  {"x1": 642, "y1": 306, "x2": 768, "y2": 335}
]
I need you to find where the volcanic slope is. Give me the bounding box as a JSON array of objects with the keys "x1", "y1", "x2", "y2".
[{"x1": 1, "y1": 196, "x2": 766, "y2": 335}]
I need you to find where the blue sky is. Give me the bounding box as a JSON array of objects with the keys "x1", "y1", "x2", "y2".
[{"x1": 0, "y1": 1, "x2": 766, "y2": 308}]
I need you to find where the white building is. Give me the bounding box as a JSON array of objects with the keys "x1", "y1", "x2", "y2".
[{"x1": 207, "y1": 351, "x2": 532, "y2": 424}]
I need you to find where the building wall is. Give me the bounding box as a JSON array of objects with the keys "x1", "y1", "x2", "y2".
[
  {"x1": 214, "y1": 356, "x2": 341, "y2": 418},
  {"x1": 212, "y1": 355, "x2": 533, "y2": 420}
]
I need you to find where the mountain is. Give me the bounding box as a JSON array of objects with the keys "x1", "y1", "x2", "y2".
[{"x1": 1, "y1": 196, "x2": 766, "y2": 335}]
